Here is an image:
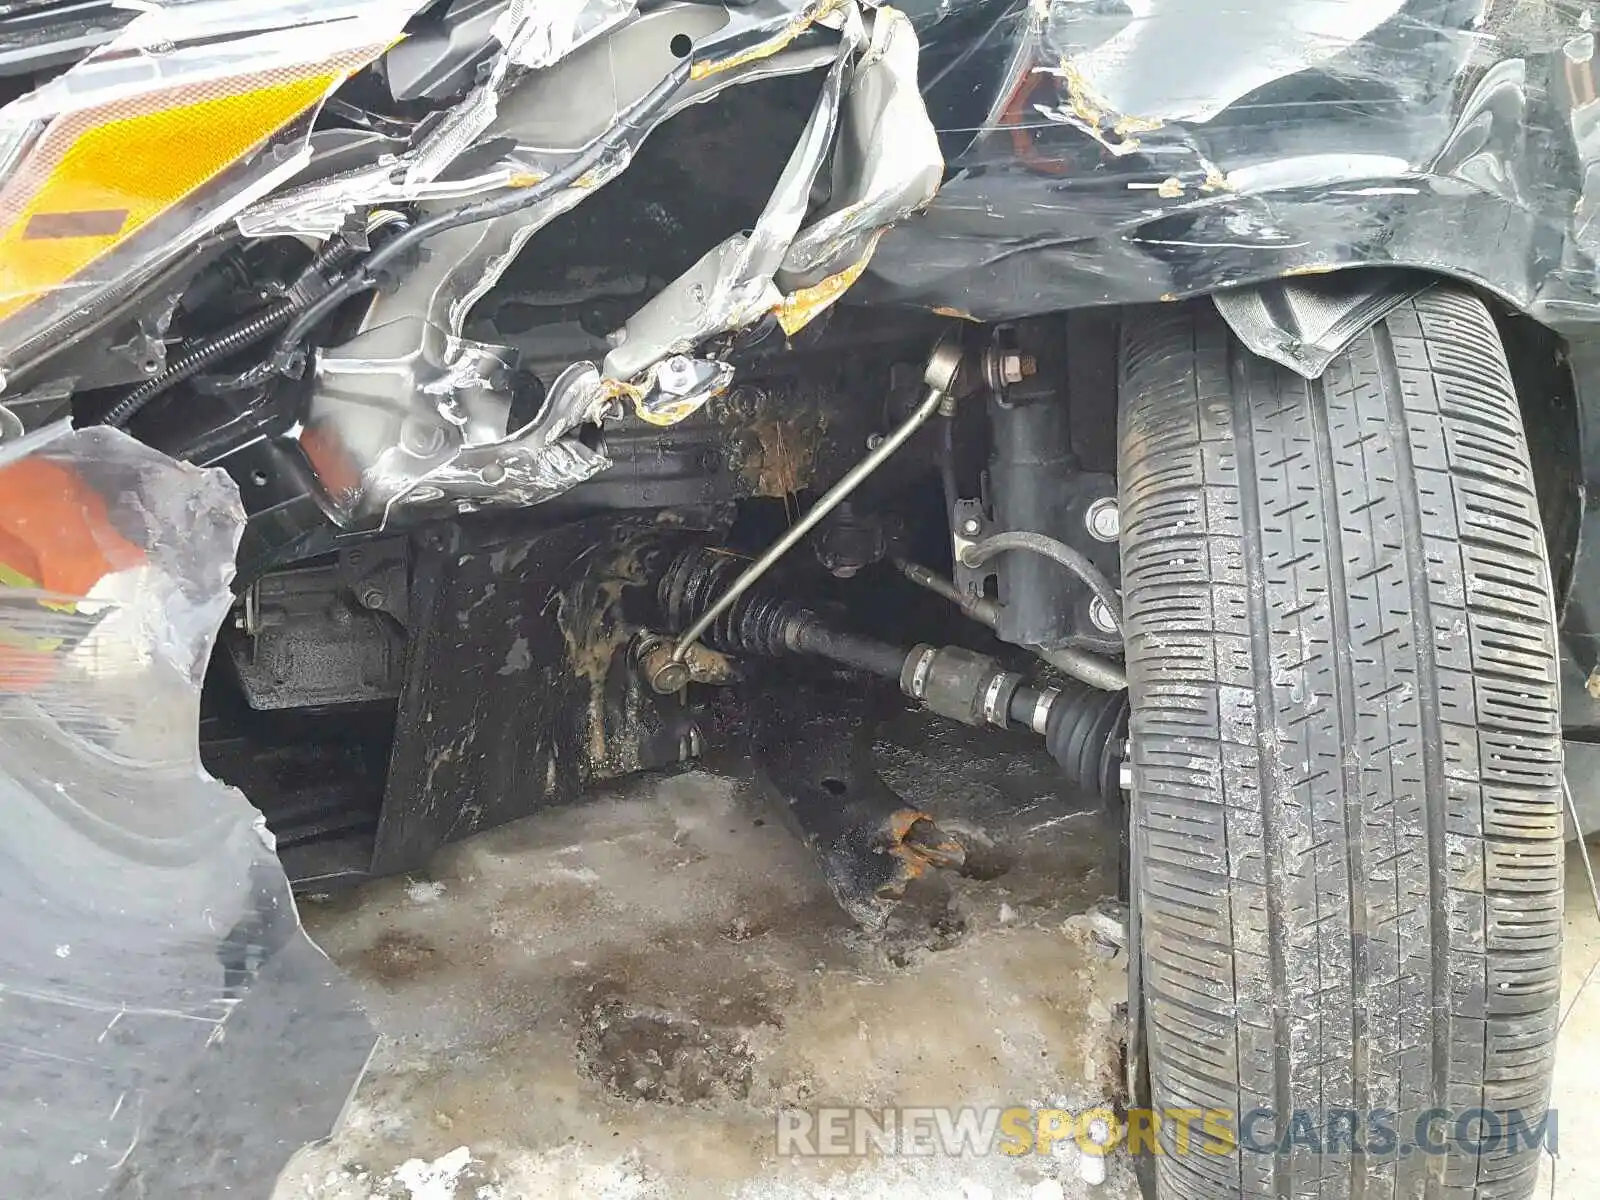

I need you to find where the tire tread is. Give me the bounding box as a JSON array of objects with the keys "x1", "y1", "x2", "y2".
[{"x1": 1120, "y1": 289, "x2": 1563, "y2": 1200}]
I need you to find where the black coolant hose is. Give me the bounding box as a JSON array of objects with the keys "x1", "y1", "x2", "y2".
[{"x1": 100, "y1": 235, "x2": 362, "y2": 429}]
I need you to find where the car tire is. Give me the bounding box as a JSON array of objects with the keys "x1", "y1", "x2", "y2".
[{"x1": 1117, "y1": 286, "x2": 1564, "y2": 1198}]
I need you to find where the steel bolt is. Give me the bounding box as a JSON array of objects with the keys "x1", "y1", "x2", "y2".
[
  {"x1": 1085, "y1": 497, "x2": 1120, "y2": 542},
  {"x1": 360, "y1": 587, "x2": 386, "y2": 610},
  {"x1": 866, "y1": 433, "x2": 885, "y2": 450},
  {"x1": 650, "y1": 658, "x2": 690, "y2": 694},
  {"x1": 999, "y1": 353, "x2": 1037, "y2": 385},
  {"x1": 1089, "y1": 596, "x2": 1117, "y2": 633},
  {"x1": 639, "y1": 636, "x2": 693, "y2": 694},
  {"x1": 961, "y1": 517, "x2": 982, "y2": 536},
  {"x1": 656, "y1": 355, "x2": 697, "y2": 395}
]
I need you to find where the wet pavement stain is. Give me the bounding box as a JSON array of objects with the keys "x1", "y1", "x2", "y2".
[
  {"x1": 360, "y1": 931, "x2": 441, "y2": 986},
  {"x1": 576, "y1": 996, "x2": 765, "y2": 1104}
]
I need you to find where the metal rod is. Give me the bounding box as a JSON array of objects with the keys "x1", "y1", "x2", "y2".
[
  {"x1": 671, "y1": 348, "x2": 961, "y2": 665},
  {"x1": 959, "y1": 529, "x2": 1123, "y2": 632},
  {"x1": 1038, "y1": 645, "x2": 1127, "y2": 692},
  {"x1": 895, "y1": 557, "x2": 1126, "y2": 690},
  {"x1": 894, "y1": 557, "x2": 999, "y2": 626}
]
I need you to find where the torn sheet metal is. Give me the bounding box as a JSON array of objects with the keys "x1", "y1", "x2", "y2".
[
  {"x1": 600, "y1": 51, "x2": 850, "y2": 381},
  {"x1": 777, "y1": 5, "x2": 942, "y2": 287},
  {"x1": 235, "y1": 0, "x2": 641, "y2": 240},
  {"x1": 0, "y1": 427, "x2": 374, "y2": 1197},
  {"x1": 1211, "y1": 270, "x2": 1427, "y2": 379},
  {"x1": 12, "y1": 0, "x2": 1600, "y2": 450},
  {"x1": 606, "y1": 4, "x2": 941, "y2": 380},
  {"x1": 858, "y1": 0, "x2": 1600, "y2": 327},
  {"x1": 0, "y1": 0, "x2": 941, "y2": 526},
  {"x1": 303, "y1": 345, "x2": 614, "y2": 525},
  {"x1": 632, "y1": 354, "x2": 737, "y2": 427},
  {"x1": 293, "y1": 0, "x2": 941, "y2": 526},
  {"x1": 236, "y1": 0, "x2": 832, "y2": 241}
]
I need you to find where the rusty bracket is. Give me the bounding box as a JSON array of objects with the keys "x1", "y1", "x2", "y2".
[{"x1": 751, "y1": 677, "x2": 965, "y2": 928}]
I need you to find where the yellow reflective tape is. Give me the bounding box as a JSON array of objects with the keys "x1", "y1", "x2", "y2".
[{"x1": 0, "y1": 50, "x2": 382, "y2": 322}]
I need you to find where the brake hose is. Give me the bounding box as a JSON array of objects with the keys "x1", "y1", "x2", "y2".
[{"x1": 958, "y1": 530, "x2": 1124, "y2": 633}]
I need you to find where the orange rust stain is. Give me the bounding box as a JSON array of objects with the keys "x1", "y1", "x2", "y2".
[
  {"x1": 879, "y1": 810, "x2": 965, "y2": 894},
  {"x1": 774, "y1": 232, "x2": 882, "y2": 335},
  {"x1": 740, "y1": 412, "x2": 825, "y2": 498}
]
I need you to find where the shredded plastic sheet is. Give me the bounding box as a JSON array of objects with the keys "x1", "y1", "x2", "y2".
[
  {"x1": 859, "y1": 0, "x2": 1600, "y2": 325},
  {"x1": 0, "y1": 428, "x2": 374, "y2": 1198},
  {"x1": 597, "y1": 3, "x2": 940, "y2": 380}
]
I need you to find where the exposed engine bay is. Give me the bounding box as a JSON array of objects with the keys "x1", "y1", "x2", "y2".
[
  {"x1": 2, "y1": 0, "x2": 941, "y2": 536},
  {"x1": 205, "y1": 308, "x2": 1132, "y2": 916},
  {"x1": 0, "y1": 0, "x2": 1139, "y2": 906}
]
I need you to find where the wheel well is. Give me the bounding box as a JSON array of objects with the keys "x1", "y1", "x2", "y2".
[{"x1": 1492, "y1": 304, "x2": 1582, "y2": 611}]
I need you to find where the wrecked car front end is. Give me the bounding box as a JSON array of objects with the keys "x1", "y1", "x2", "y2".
[{"x1": 0, "y1": 0, "x2": 1594, "y2": 1194}]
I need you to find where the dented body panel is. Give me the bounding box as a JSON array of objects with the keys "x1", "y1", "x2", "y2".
[{"x1": 868, "y1": 0, "x2": 1600, "y2": 328}]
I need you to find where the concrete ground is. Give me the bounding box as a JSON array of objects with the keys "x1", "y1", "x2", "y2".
[
  {"x1": 269, "y1": 718, "x2": 1600, "y2": 1200},
  {"x1": 1538, "y1": 839, "x2": 1600, "y2": 1199}
]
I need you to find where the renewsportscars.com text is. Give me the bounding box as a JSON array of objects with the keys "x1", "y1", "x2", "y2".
[{"x1": 775, "y1": 1106, "x2": 1557, "y2": 1158}]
